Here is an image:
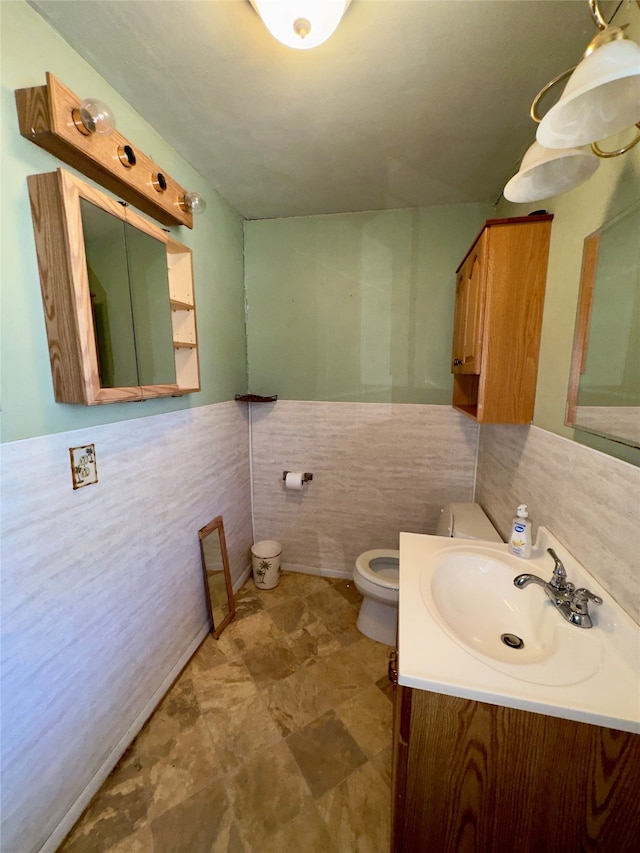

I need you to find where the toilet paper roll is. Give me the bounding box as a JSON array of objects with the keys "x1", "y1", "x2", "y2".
[{"x1": 285, "y1": 472, "x2": 305, "y2": 491}]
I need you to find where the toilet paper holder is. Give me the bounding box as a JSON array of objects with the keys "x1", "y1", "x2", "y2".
[{"x1": 282, "y1": 471, "x2": 313, "y2": 482}]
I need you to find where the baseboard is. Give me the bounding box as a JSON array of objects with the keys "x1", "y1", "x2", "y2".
[
  {"x1": 240, "y1": 561, "x2": 351, "y2": 585},
  {"x1": 282, "y1": 562, "x2": 352, "y2": 580},
  {"x1": 39, "y1": 624, "x2": 210, "y2": 853}
]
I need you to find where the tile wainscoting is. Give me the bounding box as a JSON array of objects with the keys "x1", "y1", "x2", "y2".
[
  {"x1": 476, "y1": 424, "x2": 640, "y2": 624},
  {"x1": 250, "y1": 401, "x2": 479, "y2": 577},
  {"x1": 0, "y1": 401, "x2": 252, "y2": 853},
  {"x1": 10, "y1": 400, "x2": 636, "y2": 853}
]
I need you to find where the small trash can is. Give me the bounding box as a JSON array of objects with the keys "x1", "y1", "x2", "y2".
[{"x1": 251, "y1": 540, "x2": 282, "y2": 589}]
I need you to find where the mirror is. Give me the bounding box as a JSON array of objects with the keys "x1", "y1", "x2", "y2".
[
  {"x1": 27, "y1": 168, "x2": 200, "y2": 405},
  {"x1": 81, "y1": 198, "x2": 176, "y2": 388},
  {"x1": 198, "y1": 516, "x2": 235, "y2": 638},
  {"x1": 82, "y1": 198, "x2": 137, "y2": 387},
  {"x1": 566, "y1": 202, "x2": 640, "y2": 449}
]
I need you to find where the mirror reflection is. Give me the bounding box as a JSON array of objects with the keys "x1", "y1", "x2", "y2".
[
  {"x1": 81, "y1": 198, "x2": 176, "y2": 388},
  {"x1": 567, "y1": 202, "x2": 640, "y2": 449},
  {"x1": 198, "y1": 515, "x2": 235, "y2": 638}
]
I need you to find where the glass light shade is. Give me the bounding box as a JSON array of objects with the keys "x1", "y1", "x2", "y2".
[
  {"x1": 251, "y1": 0, "x2": 350, "y2": 50},
  {"x1": 504, "y1": 141, "x2": 599, "y2": 203},
  {"x1": 182, "y1": 192, "x2": 206, "y2": 215},
  {"x1": 78, "y1": 98, "x2": 116, "y2": 136},
  {"x1": 537, "y1": 38, "x2": 640, "y2": 149}
]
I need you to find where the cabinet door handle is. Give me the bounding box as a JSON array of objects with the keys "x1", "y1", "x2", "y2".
[
  {"x1": 453, "y1": 358, "x2": 463, "y2": 366},
  {"x1": 388, "y1": 649, "x2": 398, "y2": 685}
]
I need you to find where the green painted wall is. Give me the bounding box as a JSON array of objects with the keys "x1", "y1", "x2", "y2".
[
  {"x1": 244, "y1": 204, "x2": 492, "y2": 403},
  {"x1": 0, "y1": 1, "x2": 247, "y2": 443},
  {"x1": 496, "y1": 5, "x2": 640, "y2": 466},
  {"x1": 6, "y1": 0, "x2": 636, "y2": 463}
]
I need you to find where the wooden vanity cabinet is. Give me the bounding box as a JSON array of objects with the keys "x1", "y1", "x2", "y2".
[
  {"x1": 452, "y1": 215, "x2": 553, "y2": 423},
  {"x1": 391, "y1": 685, "x2": 640, "y2": 853}
]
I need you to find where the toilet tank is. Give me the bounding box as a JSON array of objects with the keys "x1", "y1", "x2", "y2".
[{"x1": 436, "y1": 502, "x2": 502, "y2": 542}]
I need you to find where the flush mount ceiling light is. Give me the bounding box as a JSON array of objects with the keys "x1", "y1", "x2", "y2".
[
  {"x1": 250, "y1": 0, "x2": 351, "y2": 50},
  {"x1": 504, "y1": 0, "x2": 640, "y2": 203}
]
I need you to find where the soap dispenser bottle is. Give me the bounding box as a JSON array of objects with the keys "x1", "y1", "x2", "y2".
[{"x1": 509, "y1": 504, "x2": 532, "y2": 558}]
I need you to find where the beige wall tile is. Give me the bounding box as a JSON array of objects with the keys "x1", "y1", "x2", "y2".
[
  {"x1": 476, "y1": 425, "x2": 640, "y2": 623},
  {"x1": 0, "y1": 401, "x2": 252, "y2": 852},
  {"x1": 251, "y1": 401, "x2": 477, "y2": 574}
]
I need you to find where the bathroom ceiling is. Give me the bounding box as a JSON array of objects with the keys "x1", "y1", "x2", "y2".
[{"x1": 28, "y1": 0, "x2": 609, "y2": 220}]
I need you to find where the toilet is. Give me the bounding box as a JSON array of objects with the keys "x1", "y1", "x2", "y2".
[{"x1": 353, "y1": 502, "x2": 502, "y2": 645}]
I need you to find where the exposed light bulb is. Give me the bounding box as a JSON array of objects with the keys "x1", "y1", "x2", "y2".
[
  {"x1": 181, "y1": 191, "x2": 207, "y2": 215},
  {"x1": 72, "y1": 98, "x2": 116, "y2": 136},
  {"x1": 251, "y1": 1, "x2": 350, "y2": 50}
]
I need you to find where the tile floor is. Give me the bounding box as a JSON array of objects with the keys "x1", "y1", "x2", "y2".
[{"x1": 58, "y1": 572, "x2": 394, "y2": 853}]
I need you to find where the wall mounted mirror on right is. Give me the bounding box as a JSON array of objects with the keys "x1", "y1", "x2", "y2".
[{"x1": 566, "y1": 201, "x2": 640, "y2": 449}]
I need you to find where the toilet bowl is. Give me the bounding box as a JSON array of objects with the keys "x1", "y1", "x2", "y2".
[
  {"x1": 353, "y1": 503, "x2": 502, "y2": 645},
  {"x1": 353, "y1": 550, "x2": 400, "y2": 646}
]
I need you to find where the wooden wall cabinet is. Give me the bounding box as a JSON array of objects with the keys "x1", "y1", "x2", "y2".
[
  {"x1": 392, "y1": 686, "x2": 640, "y2": 853},
  {"x1": 452, "y1": 215, "x2": 553, "y2": 423},
  {"x1": 452, "y1": 231, "x2": 486, "y2": 376},
  {"x1": 28, "y1": 168, "x2": 199, "y2": 405}
]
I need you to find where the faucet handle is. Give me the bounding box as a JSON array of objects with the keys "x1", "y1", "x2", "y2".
[
  {"x1": 570, "y1": 588, "x2": 603, "y2": 615},
  {"x1": 546, "y1": 548, "x2": 568, "y2": 591}
]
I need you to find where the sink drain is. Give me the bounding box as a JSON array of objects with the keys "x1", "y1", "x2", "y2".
[{"x1": 501, "y1": 633, "x2": 525, "y2": 650}]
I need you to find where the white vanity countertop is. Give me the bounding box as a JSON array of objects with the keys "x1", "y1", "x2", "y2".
[{"x1": 398, "y1": 527, "x2": 640, "y2": 734}]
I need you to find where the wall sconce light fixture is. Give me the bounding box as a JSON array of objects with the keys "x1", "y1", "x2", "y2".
[
  {"x1": 250, "y1": 0, "x2": 351, "y2": 50},
  {"x1": 17, "y1": 74, "x2": 194, "y2": 228},
  {"x1": 71, "y1": 97, "x2": 116, "y2": 137},
  {"x1": 504, "y1": 0, "x2": 640, "y2": 203}
]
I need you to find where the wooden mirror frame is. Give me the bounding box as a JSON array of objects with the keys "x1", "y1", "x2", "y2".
[
  {"x1": 198, "y1": 515, "x2": 236, "y2": 639},
  {"x1": 566, "y1": 232, "x2": 599, "y2": 429},
  {"x1": 27, "y1": 168, "x2": 200, "y2": 405}
]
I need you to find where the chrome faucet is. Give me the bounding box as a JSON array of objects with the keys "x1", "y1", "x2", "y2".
[{"x1": 514, "y1": 548, "x2": 603, "y2": 628}]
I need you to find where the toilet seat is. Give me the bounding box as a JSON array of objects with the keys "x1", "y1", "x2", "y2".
[{"x1": 355, "y1": 549, "x2": 400, "y2": 591}]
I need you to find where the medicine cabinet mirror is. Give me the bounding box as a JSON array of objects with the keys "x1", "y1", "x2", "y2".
[
  {"x1": 198, "y1": 516, "x2": 236, "y2": 639},
  {"x1": 566, "y1": 202, "x2": 640, "y2": 449},
  {"x1": 27, "y1": 168, "x2": 200, "y2": 405}
]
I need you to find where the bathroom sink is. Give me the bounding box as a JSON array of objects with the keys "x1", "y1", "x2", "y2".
[
  {"x1": 420, "y1": 546, "x2": 603, "y2": 686},
  {"x1": 399, "y1": 527, "x2": 640, "y2": 734}
]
